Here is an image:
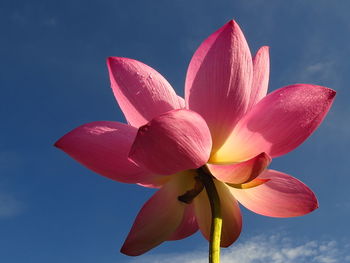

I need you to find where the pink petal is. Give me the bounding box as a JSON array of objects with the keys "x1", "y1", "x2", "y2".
[
  {"x1": 55, "y1": 121, "x2": 161, "y2": 187},
  {"x1": 167, "y1": 203, "x2": 198, "y2": 240},
  {"x1": 107, "y1": 57, "x2": 184, "y2": 127},
  {"x1": 211, "y1": 84, "x2": 336, "y2": 163},
  {"x1": 129, "y1": 109, "x2": 212, "y2": 175},
  {"x1": 194, "y1": 180, "x2": 242, "y2": 247},
  {"x1": 121, "y1": 174, "x2": 195, "y2": 256},
  {"x1": 185, "y1": 20, "x2": 253, "y2": 152},
  {"x1": 208, "y1": 153, "x2": 271, "y2": 184},
  {"x1": 248, "y1": 46, "x2": 270, "y2": 109},
  {"x1": 230, "y1": 170, "x2": 318, "y2": 217}
]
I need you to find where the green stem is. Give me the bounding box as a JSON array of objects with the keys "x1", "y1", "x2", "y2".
[{"x1": 198, "y1": 166, "x2": 222, "y2": 263}]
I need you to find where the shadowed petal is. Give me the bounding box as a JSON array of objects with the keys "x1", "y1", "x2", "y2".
[
  {"x1": 129, "y1": 109, "x2": 212, "y2": 175},
  {"x1": 55, "y1": 121, "x2": 162, "y2": 187},
  {"x1": 185, "y1": 20, "x2": 253, "y2": 153},
  {"x1": 121, "y1": 174, "x2": 195, "y2": 256},
  {"x1": 107, "y1": 57, "x2": 184, "y2": 127},
  {"x1": 167, "y1": 203, "x2": 198, "y2": 240},
  {"x1": 208, "y1": 153, "x2": 271, "y2": 184},
  {"x1": 230, "y1": 170, "x2": 318, "y2": 217},
  {"x1": 194, "y1": 180, "x2": 242, "y2": 247},
  {"x1": 211, "y1": 84, "x2": 336, "y2": 163},
  {"x1": 248, "y1": 46, "x2": 270, "y2": 109}
]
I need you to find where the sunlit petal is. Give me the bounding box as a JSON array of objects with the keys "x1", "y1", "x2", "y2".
[
  {"x1": 108, "y1": 57, "x2": 184, "y2": 127},
  {"x1": 185, "y1": 20, "x2": 253, "y2": 153},
  {"x1": 211, "y1": 84, "x2": 336, "y2": 163},
  {"x1": 129, "y1": 109, "x2": 212, "y2": 175},
  {"x1": 230, "y1": 170, "x2": 318, "y2": 217},
  {"x1": 55, "y1": 121, "x2": 162, "y2": 187},
  {"x1": 248, "y1": 46, "x2": 270, "y2": 109}
]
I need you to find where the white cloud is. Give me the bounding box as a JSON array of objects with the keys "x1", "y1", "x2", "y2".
[{"x1": 128, "y1": 235, "x2": 350, "y2": 263}]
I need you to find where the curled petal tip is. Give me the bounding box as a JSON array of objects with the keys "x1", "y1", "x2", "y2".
[
  {"x1": 120, "y1": 246, "x2": 131, "y2": 256},
  {"x1": 227, "y1": 19, "x2": 235, "y2": 26},
  {"x1": 107, "y1": 56, "x2": 129, "y2": 68},
  {"x1": 209, "y1": 152, "x2": 271, "y2": 185},
  {"x1": 54, "y1": 135, "x2": 67, "y2": 149},
  {"x1": 106, "y1": 56, "x2": 116, "y2": 65},
  {"x1": 306, "y1": 84, "x2": 336, "y2": 98},
  {"x1": 256, "y1": 45, "x2": 270, "y2": 56},
  {"x1": 227, "y1": 19, "x2": 238, "y2": 27},
  {"x1": 53, "y1": 140, "x2": 60, "y2": 148},
  {"x1": 260, "y1": 152, "x2": 272, "y2": 164},
  {"x1": 223, "y1": 19, "x2": 244, "y2": 33},
  {"x1": 328, "y1": 88, "x2": 336, "y2": 98},
  {"x1": 308, "y1": 84, "x2": 336, "y2": 98},
  {"x1": 315, "y1": 199, "x2": 319, "y2": 209},
  {"x1": 106, "y1": 56, "x2": 118, "y2": 68},
  {"x1": 120, "y1": 245, "x2": 139, "y2": 257},
  {"x1": 310, "y1": 191, "x2": 319, "y2": 211}
]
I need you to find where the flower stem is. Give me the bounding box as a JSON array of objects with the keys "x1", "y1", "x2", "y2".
[{"x1": 198, "y1": 166, "x2": 222, "y2": 263}]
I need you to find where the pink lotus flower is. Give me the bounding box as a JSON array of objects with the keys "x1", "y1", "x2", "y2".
[{"x1": 55, "y1": 20, "x2": 335, "y2": 256}]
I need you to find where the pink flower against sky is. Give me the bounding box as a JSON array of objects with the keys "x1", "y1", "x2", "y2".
[{"x1": 55, "y1": 20, "x2": 335, "y2": 256}]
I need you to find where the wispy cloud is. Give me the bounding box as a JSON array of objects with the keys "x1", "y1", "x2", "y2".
[
  {"x1": 10, "y1": 10, "x2": 58, "y2": 27},
  {"x1": 42, "y1": 17, "x2": 58, "y2": 27},
  {"x1": 298, "y1": 61, "x2": 337, "y2": 84},
  {"x1": 0, "y1": 192, "x2": 23, "y2": 218},
  {"x1": 0, "y1": 151, "x2": 24, "y2": 218},
  {"x1": 128, "y1": 235, "x2": 350, "y2": 263}
]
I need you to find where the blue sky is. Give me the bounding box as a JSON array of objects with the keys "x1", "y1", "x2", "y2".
[{"x1": 1, "y1": 0, "x2": 349, "y2": 262}]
